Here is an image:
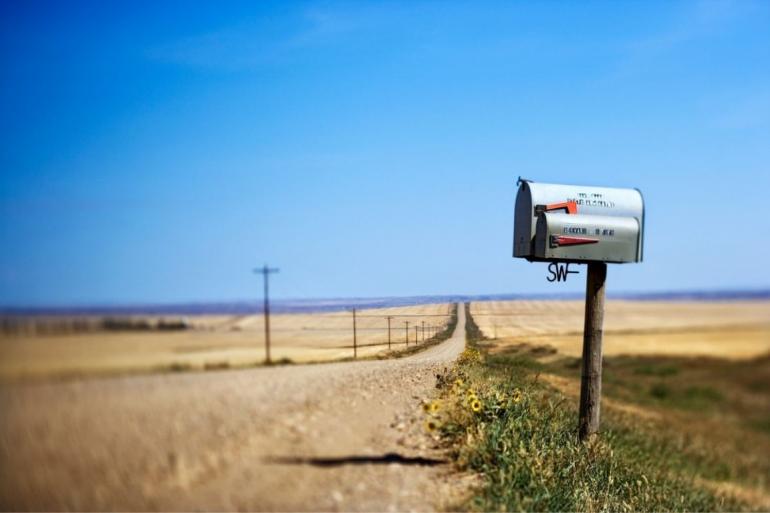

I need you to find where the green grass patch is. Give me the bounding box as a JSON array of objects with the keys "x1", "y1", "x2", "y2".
[
  {"x1": 543, "y1": 354, "x2": 765, "y2": 420},
  {"x1": 634, "y1": 363, "x2": 680, "y2": 377},
  {"x1": 751, "y1": 416, "x2": 770, "y2": 434}
]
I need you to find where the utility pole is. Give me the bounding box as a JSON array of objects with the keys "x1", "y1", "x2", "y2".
[
  {"x1": 386, "y1": 316, "x2": 393, "y2": 350},
  {"x1": 352, "y1": 308, "x2": 357, "y2": 359},
  {"x1": 405, "y1": 321, "x2": 409, "y2": 346},
  {"x1": 254, "y1": 264, "x2": 279, "y2": 364}
]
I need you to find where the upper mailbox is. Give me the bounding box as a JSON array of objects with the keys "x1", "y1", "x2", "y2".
[{"x1": 513, "y1": 179, "x2": 644, "y2": 264}]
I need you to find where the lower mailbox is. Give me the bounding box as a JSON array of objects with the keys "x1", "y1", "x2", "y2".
[{"x1": 534, "y1": 213, "x2": 640, "y2": 263}]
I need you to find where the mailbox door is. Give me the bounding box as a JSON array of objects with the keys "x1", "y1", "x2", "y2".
[{"x1": 534, "y1": 213, "x2": 640, "y2": 263}]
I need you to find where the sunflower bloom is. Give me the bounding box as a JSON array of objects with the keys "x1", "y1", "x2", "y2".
[
  {"x1": 429, "y1": 400, "x2": 441, "y2": 414},
  {"x1": 424, "y1": 418, "x2": 441, "y2": 433},
  {"x1": 512, "y1": 388, "x2": 523, "y2": 403},
  {"x1": 470, "y1": 398, "x2": 482, "y2": 412}
]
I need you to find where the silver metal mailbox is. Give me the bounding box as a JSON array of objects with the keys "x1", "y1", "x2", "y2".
[{"x1": 513, "y1": 179, "x2": 644, "y2": 263}]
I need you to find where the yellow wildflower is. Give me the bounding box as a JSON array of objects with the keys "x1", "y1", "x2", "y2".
[
  {"x1": 512, "y1": 388, "x2": 523, "y2": 403},
  {"x1": 470, "y1": 398, "x2": 482, "y2": 412},
  {"x1": 424, "y1": 418, "x2": 441, "y2": 433},
  {"x1": 422, "y1": 399, "x2": 441, "y2": 414}
]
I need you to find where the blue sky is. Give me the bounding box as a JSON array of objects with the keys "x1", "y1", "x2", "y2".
[{"x1": 1, "y1": 1, "x2": 769, "y2": 305}]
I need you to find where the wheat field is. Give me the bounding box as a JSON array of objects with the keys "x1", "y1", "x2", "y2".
[
  {"x1": 0, "y1": 303, "x2": 453, "y2": 381},
  {"x1": 470, "y1": 300, "x2": 770, "y2": 359}
]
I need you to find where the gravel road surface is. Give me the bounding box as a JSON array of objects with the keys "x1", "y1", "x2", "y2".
[{"x1": 0, "y1": 305, "x2": 467, "y2": 511}]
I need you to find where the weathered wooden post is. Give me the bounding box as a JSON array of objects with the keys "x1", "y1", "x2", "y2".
[
  {"x1": 579, "y1": 262, "x2": 606, "y2": 440},
  {"x1": 352, "y1": 308, "x2": 357, "y2": 359},
  {"x1": 386, "y1": 316, "x2": 393, "y2": 350},
  {"x1": 512, "y1": 179, "x2": 644, "y2": 439}
]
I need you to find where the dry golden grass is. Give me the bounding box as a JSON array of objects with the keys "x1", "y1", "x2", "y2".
[
  {"x1": 0, "y1": 303, "x2": 452, "y2": 381},
  {"x1": 471, "y1": 300, "x2": 770, "y2": 359}
]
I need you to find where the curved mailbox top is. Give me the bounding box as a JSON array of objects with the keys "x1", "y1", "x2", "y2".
[{"x1": 514, "y1": 180, "x2": 645, "y2": 263}]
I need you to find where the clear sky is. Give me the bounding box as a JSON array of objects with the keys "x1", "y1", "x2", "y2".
[{"x1": 1, "y1": 1, "x2": 769, "y2": 306}]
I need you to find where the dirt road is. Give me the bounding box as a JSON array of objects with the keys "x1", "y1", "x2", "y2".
[{"x1": 0, "y1": 305, "x2": 466, "y2": 511}]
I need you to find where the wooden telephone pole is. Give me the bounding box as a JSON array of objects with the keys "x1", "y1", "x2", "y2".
[
  {"x1": 386, "y1": 316, "x2": 393, "y2": 350},
  {"x1": 352, "y1": 308, "x2": 357, "y2": 359},
  {"x1": 579, "y1": 262, "x2": 607, "y2": 440},
  {"x1": 254, "y1": 264, "x2": 279, "y2": 364}
]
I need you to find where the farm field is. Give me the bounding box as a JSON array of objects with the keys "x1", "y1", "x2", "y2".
[
  {"x1": 470, "y1": 300, "x2": 770, "y2": 359},
  {"x1": 0, "y1": 303, "x2": 453, "y2": 382},
  {"x1": 0, "y1": 305, "x2": 467, "y2": 511}
]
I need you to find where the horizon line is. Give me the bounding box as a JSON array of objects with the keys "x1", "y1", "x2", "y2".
[{"x1": 2, "y1": 287, "x2": 769, "y2": 316}]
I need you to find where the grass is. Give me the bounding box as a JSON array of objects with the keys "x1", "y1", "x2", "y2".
[
  {"x1": 423, "y1": 303, "x2": 770, "y2": 511},
  {"x1": 549, "y1": 353, "x2": 770, "y2": 426}
]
